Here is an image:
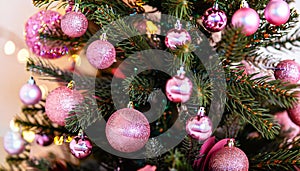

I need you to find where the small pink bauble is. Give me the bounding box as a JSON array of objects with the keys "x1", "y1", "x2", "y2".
[
  {"x1": 61, "y1": 11, "x2": 88, "y2": 38},
  {"x1": 105, "y1": 108, "x2": 150, "y2": 153},
  {"x1": 186, "y1": 115, "x2": 213, "y2": 141},
  {"x1": 274, "y1": 60, "x2": 300, "y2": 84},
  {"x1": 19, "y1": 79, "x2": 42, "y2": 105},
  {"x1": 165, "y1": 28, "x2": 191, "y2": 49},
  {"x1": 69, "y1": 136, "x2": 93, "y2": 159},
  {"x1": 202, "y1": 7, "x2": 227, "y2": 32},
  {"x1": 264, "y1": 0, "x2": 290, "y2": 26},
  {"x1": 231, "y1": 7, "x2": 260, "y2": 36},
  {"x1": 165, "y1": 75, "x2": 193, "y2": 103},
  {"x1": 86, "y1": 40, "x2": 116, "y2": 69},
  {"x1": 25, "y1": 10, "x2": 68, "y2": 59},
  {"x1": 4, "y1": 130, "x2": 25, "y2": 155},
  {"x1": 45, "y1": 86, "x2": 84, "y2": 126},
  {"x1": 35, "y1": 133, "x2": 54, "y2": 146},
  {"x1": 287, "y1": 94, "x2": 300, "y2": 126}
]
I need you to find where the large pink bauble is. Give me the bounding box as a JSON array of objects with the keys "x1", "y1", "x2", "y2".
[
  {"x1": 231, "y1": 7, "x2": 260, "y2": 36},
  {"x1": 165, "y1": 28, "x2": 191, "y2": 49},
  {"x1": 45, "y1": 86, "x2": 84, "y2": 126},
  {"x1": 61, "y1": 11, "x2": 88, "y2": 38},
  {"x1": 287, "y1": 94, "x2": 300, "y2": 126},
  {"x1": 86, "y1": 40, "x2": 116, "y2": 69},
  {"x1": 165, "y1": 75, "x2": 193, "y2": 103},
  {"x1": 186, "y1": 115, "x2": 213, "y2": 141},
  {"x1": 105, "y1": 108, "x2": 150, "y2": 153},
  {"x1": 4, "y1": 130, "x2": 25, "y2": 155},
  {"x1": 69, "y1": 136, "x2": 93, "y2": 159},
  {"x1": 19, "y1": 82, "x2": 42, "y2": 105},
  {"x1": 264, "y1": 0, "x2": 290, "y2": 26},
  {"x1": 202, "y1": 7, "x2": 227, "y2": 32},
  {"x1": 25, "y1": 10, "x2": 68, "y2": 59},
  {"x1": 274, "y1": 60, "x2": 300, "y2": 84}
]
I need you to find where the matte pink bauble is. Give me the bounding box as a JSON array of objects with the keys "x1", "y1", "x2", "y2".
[
  {"x1": 105, "y1": 108, "x2": 150, "y2": 153},
  {"x1": 165, "y1": 28, "x2": 191, "y2": 49},
  {"x1": 35, "y1": 133, "x2": 54, "y2": 146},
  {"x1": 274, "y1": 60, "x2": 300, "y2": 84},
  {"x1": 186, "y1": 115, "x2": 213, "y2": 141},
  {"x1": 4, "y1": 130, "x2": 25, "y2": 155},
  {"x1": 45, "y1": 86, "x2": 84, "y2": 126},
  {"x1": 231, "y1": 7, "x2": 260, "y2": 36},
  {"x1": 202, "y1": 6, "x2": 227, "y2": 32},
  {"x1": 165, "y1": 75, "x2": 193, "y2": 103},
  {"x1": 264, "y1": 0, "x2": 290, "y2": 26},
  {"x1": 61, "y1": 11, "x2": 88, "y2": 37},
  {"x1": 69, "y1": 136, "x2": 93, "y2": 159},
  {"x1": 19, "y1": 78, "x2": 42, "y2": 105},
  {"x1": 86, "y1": 40, "x2": 116, "y2": 69}
]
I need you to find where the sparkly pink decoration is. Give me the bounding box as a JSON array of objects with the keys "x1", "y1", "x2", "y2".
[
  {"x1": 231, "y1": 6, "x2": 260, "y2": 36},
  {"x1": 264, "y1": 0, "x2": 290, "y2": 26},
  {"x1": 287, "y1": 94, "x2": 300, "y2": 126},
  {"x1": 165, "y1": 28, "x2": 191, "y2": 49},
  {"x1": 19, "y1": 77, "x2": 42, "y2": 105},
  {"x1": 186, "y1": 115, "x2": 212, "y2": 141},
  {"x1": 274, "y1": 60, "x2": 300, "y2": 84},
  {"x1": 4, "y1": 130, "x2": 25, "y2": 155},
  {"x1": 45, "y1": 86, "x2": 84, "y2": 126},
  {"x1": 61, "y1": 11, "x2": 88, "y2": 38},
  {"x1": 69, "y1": 136, "x2": 93, "y2": 159},
  {"x1": 25, "y1": 10, "x2": 68, "y2": 59},
  {"x1": 202, "y1": 5, "x2": 227, "y2": 32},
  {"x1": 35, "y1": 133, "x2": 54, "y2": 146},
  {"x1": 105, "y1": 108, "x2": 150, "y2": 153},
  {"x1": 86, "y1": 40, "x2": 116, "y2": 69}
]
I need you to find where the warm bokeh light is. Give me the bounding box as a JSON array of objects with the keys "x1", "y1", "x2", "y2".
[
  {"x1": 68, "y1": 54, "x2": 81, "y2": 66},
  {"x1": 4, "y1": 40, "x2": 16, "y2": 55},
  {"x1": 9, "y1": 119, "x2": 20, "y2": 132},
  {"x1": 22, "y1": 130, "x2": 35, "y2": 143},
  {"x1": 17, "y1": 48, "x2": 29, "y2": 63}
]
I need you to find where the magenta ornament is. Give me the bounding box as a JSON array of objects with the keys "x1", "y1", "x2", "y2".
[
  {"x1": 4, "y1": 130, "x2": 25, "y2": 155},
  {"x1": 19, "y1": 77, "x2": 42, "y2": 105},
  {"x1": 61, "y1": 11, "x2": 88, "y2": 38},
  {"x1": 25, "y1": 10, "x2": 68, "y2": 59},
  {"x1": 69, "y1": 136, "x2": 93, "y2": 159},
  {"x1": 86, "y1": 39, "x2": 116, "y2": 69},
  {"x1": 105, "y1": 107, "x2": 150, "y2": 153},
  {"x1": 202, "y1": 4, "x2": 227, "y2": 32},
  {"x1": 35, "y1": 133, "x2": 54, "y2": 146},
  {"x1": 45, "y1": 86, "x2": 84, "y2": 126},
  {"x1": 287, "y1": 93, "x2": 300, "y2": 126},
  {"x1": 264, "y1": 0, "x2": 290, "y2": 26},
  {"x1": 274, "y1": 60, "x2": 300, "y2": 84}
]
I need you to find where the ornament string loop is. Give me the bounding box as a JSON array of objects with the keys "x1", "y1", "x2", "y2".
[
  {"x1": 240, "y1": 0, "x2": 249, "y2": 8},
  {"x1": 100, "y1": 33, "x2": 108, "y2": 41},
  {"x1": 67, "y1": 80, "x2": 75, "y2": 89},
  {"x1": 175, "y1": 19, "x2": 182, "y2": 30}
]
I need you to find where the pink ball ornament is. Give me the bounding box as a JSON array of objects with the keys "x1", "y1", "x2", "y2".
[
  {"x1": 45, "y1": 86, "x2": 84, "y2": 126},
  {"x1": 86, "y1": 39, "x2": 116, "y2": 69},
  {"x1": 35, "y1": 133, "x2": 54, "y2": 146},
  {"x1": 4, "y1": 130, "x2": 26, "y2": 155},
  {"x1": 202, "y1": 4, "x2": 227, "y2": 32},
  {"x1": 61, "y1": 11, "x2": 88, "y2": 38},
  {"x1": 274, "y1": 60, "x2": 300, "y2": 84},
  {"x1": 264, "y1": 0, "x2": 290, "y2": 26},
  {"x1": 105, "y1": 107, "x2": 150, "y2": 153},
  {"x1": 69, "y1": 136, "x2": 93, "y2": 159},
  {"x1": 19, "y1": 77, "x2": 42, "y2": 105},
  {"x1": 287, "y1": 94, "x2": 300, "y2": 126},
  {"x1": 165, "y1": 28, "x2": 191, "y2": 50}
]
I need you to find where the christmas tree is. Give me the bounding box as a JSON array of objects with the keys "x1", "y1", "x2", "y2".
[{"x1": 1, "y1": 0, "x2": 300, "y2": 170}]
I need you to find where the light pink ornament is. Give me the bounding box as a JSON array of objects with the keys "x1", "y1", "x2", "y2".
[
  {"x1": 4, "y1": 130, "x2": 25, "y2": 155},
  {"x1": 61, "y1": 11, "x2": 88, "y2": 38},
  {"x1": 45, "y1": 85, "x2": 83, "y2": 126},
  {"x1": 274, "y1": 60, "x2": 300, "y2": 84},
  {"x1": 69, "y1": 135, "x2": 93, "y2": 159},
  {"x1": 166, "y1": 67, "x2": 193, "y2": 103},
  {"x1": 264, "y1": 0, "x2": 290, "y2": 26},
  {"x1": 231, "y1": 1, "x2": 260, "y2": 36},
  {"x1": 19, "y1": 77, "x2": 42, "y2": 105},
  {"x1": 105, "y1": 107, "x2": 150, "y2": 153},
  {"x1": 165, "y1": 20, "x2": 191, "y2": 49}
]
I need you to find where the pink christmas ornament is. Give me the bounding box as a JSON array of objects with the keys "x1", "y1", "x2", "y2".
[
  {"x1": 35, "y1": 133, "x2": 54, "y2": 146},
  {"x1": 275, "y1": 111, "x2": 300, "y2": 139},
  {"x1": 45, "y1": 84, "x2": 84, "y2": 126},
  {"x1": 166, "y1": 67, "x2": 193, "y2": 103},
  {"x1": 105, "y1": 107, "x2": 150, "y2": 153},
  {"x1": 165, "y1": 20, "x2": 191, "y2": 49},
  {"x1": 287, "y1": 94, "x2": 300, "y2": 126},
  {"x1": 61, "y1": 11, "x2": 88, "y2": 38},
  {"x1": 19, "y1": 77, "x2": 42, "y2": 105},
  {"x1": 69, "y1": 135, "x2": 93, "y2": 159},
  {"x1": 25, "y1": 10, "x2": 68, "y2": 59},
  {"x1": 86, "y1": 38, "x2": 116, "y2": 69},
  {"x1": 4, "y1": 130, "x2": 25, "y2": 155},
  {"x1": 202, "y1": 3, "x2": 227, "y2": 32},
  {"x1": 231, "y1": 1, "x2": 260, "y2": 36},
  {"x1": 274, "y1": 60, "x2": 300, "y2": 84},
  {"x1": 264, "y1": 0, "x2": 290, "y2": 26}
]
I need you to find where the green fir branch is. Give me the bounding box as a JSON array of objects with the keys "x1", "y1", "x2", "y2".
[{"x1": 162, "y1": 0, "x2": 193, "y2": 20}]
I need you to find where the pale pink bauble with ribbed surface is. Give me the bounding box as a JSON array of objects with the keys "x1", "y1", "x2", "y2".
[
  {"x1": 165, "y1": 28, "x2": 191, "y2": 49},
  {"x1": 186, "y1": 115, "x2": 213, "y2": 141},
  {"x1": 61, "y1": 11, "x2": 88, "y2": 37},
  {"x1": 165, "y1": 76, "x2": 193, "y2": 103}
]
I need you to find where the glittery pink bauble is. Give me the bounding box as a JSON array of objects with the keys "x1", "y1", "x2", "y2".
[
  {"x1": 25, "y1": 10, "x2": 68, "y2": 59},
  {"x1": 231, "y1": 7, "x2": 260, "y2": 36},
  {"x1": 4, "y1": 131, "x2": 25, "y2": 155},
  {"x1": 274, "y1": 60, "x2": 300, "y2": 84},
  {"x1": 105, "y1": 108, "x2": 150, "y2": 153},
  {"x1": 264, "y1": 0, "x2": 290, "y2": 26},
  {"x1": 209, "y1": 146, "x2": 249, "y2": 171},
  {"x1": 69, "y1": 136, "x2": 93, "y2": 159},
  {"x1": 287, "y1": 94, "x2": 300, "y2": 126},
  {"x1": 165, "y1": 76, "x2": 193, "y2": 103},
  {"x1": 86, "y1": 40, "x2": 116, "y2": 69},
  {"x1": 35, "y1": 133, "x2": 54, "y2": 146},
  {"x1": 61, "y1": 11, "x2": 88, "y2": 38},
  {"x1": 202, "y1": 7, "x2": 227, "y2": 32},
  {"x1": 165, "y1": 28, "x2": 191, "y2": 49},
  {"x1": 19, "y1": 83, "x2": 42, "y2": 105},
  {"x1": 45, "y1": 86, "x2": 84, "y2": 126},
  {"x1": 186, "y1": 115, "x2": 213, "y2": 141}
]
